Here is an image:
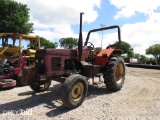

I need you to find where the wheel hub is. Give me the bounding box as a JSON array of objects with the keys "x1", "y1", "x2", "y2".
[
  {"x1": 115, "y1": 63, "x2": 124, "y2": 84},
  {"x1": 71, "y1": 82, "x2": 84, "y2": 101}
]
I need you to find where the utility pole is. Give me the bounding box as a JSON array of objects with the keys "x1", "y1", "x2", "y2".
[{"x1": 100, "y1": 24, "x2": 105, "y2": 48}]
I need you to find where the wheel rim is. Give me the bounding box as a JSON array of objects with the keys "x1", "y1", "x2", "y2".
[
  {"x1": 115, "y1": 62, "x2": 124, "y2": 84},
  {"x1": 71, "y1": 82, "x2": 84, "y2": 102}
]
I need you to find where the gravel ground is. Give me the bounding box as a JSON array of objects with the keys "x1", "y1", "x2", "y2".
[{"x1": 0, "y1": 67, "x2": 160, "y2": 120}]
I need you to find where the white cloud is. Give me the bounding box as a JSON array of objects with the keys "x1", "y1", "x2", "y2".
[
  {"x1": 110, "y1": 0, "x2": 160, "y2": 19},
  {"x1": 15, "y1": 0, "x2": 101, "y2": 41},
  {"x1": 90, "y1": 15, "x2": 160, "y2": 55},
  {"x1": 119, "y1": 15, "x2": 160, "y2": 54},
  {"x1": 14, "y1": 0, "x2": 160, "y2": 56},
  {"x1": 108, "y1": 0, "x2": 160, "y2": 55},
  {"x1": 31, "y1": 23, "x2": 77, "y2": 41}
]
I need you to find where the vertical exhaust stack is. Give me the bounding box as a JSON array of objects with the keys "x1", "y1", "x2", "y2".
[{"x1": 78, "y1": 12, "x2": 84, "y2": 61}]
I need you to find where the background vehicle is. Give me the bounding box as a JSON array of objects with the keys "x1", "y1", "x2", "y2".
[
  {"x1": 0, "y1": 33, "x2": 40, "y2": 63},
  {"x1": 23, "y1": 13, "x2": 125, "y2": 109},
  {"x1": 0, "y1": 56, "x2": 27, "y2": 88},
  {"x1": 0, "y1": 33, "x2": 41, "y2": 88},
  {"x1": 124, "y1": 57, "x2": 138, "y2": 63}
]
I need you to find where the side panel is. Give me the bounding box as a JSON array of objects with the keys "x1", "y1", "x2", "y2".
[{"x1": 94, "y1": 49, "x2": 114, "y2": 67}]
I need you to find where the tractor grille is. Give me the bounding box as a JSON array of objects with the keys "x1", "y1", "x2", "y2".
[{"x1": 52, "y1": 57, "x2": 61, "y2": 70}]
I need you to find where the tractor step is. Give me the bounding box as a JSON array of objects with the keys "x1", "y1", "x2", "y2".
[{"x1": 0, "y1": 79, "x2": 16, "y2": 88}]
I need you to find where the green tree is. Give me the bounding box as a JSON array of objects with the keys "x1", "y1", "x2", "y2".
[
  {"x1": 146, "y1": 44, "x2": 160, "y2": 64},
  {"x1": 59, "y1": 37, "x2": 78, "y2": 49},
  {"x1": 140, "y1": 55, "x2": 150, "y2": 62},
  {"x1": 40, "y1": 37, "x2": 58, "y2": 48},
  {"x1": 117, "y1": 41, "x2": 134, "y2": 57},
  {"x1": 0, "y1": 0, "x2": 33, "y2": 34},
  {"x1": 134, "y1": 53, "x2": 141, "y2": 62}
]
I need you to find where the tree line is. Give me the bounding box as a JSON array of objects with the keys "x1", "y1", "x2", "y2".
[{"x1": 117, "y1": 41, "x2": 160, "y2": 64}]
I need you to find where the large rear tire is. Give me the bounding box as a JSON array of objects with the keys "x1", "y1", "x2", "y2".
[
  {"x1": 30, "y1": 80, "x2": 51, "y2": 92},
  {"x1": 61, "y1": 74, "x2": 88, "y2": 109},
  {"x1": 103, "y1": 56, "x2": 125, "y2": 91}
]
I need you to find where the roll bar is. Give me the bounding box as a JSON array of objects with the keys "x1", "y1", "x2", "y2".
[{"x1": 84, "y1": 25, "x2": 121, "y2": 48}]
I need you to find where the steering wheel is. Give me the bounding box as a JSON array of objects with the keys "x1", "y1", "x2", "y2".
[{"x1": 87, "y1": 42, "x2": 94, "y2": 50}]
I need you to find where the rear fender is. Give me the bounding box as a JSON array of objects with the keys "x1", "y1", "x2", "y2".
[{"x1": 94, "y1": 49, "x2": 114, "y2": 67}]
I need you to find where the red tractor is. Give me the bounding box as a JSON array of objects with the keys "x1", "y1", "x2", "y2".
[{"x1": 23, "y1": 13, "x2": 125, "y2": 109}]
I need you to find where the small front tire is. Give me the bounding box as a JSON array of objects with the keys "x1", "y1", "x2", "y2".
[{"x1": 61, "y1": 74, "x2": 88, "y2": 109}]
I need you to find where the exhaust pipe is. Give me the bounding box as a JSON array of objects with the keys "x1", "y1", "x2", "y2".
[{"x1": 78, "y1": 12, "x2": 84, "y2": 61}]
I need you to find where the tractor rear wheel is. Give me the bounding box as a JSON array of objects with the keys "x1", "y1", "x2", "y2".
[
  {"x1": 103, "y1": 56, "x2": 125, "y2": 91},
  {"x1": 61, "y1": 74, "x2": 88, "y2": 109},
  {"x1": 30, "y1": 80, "x2": 51, "y2": 92}
]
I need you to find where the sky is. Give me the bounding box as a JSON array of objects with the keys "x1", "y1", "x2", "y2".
[{"x1": 15, "y1": 0, "x2": 160, "y2": 55}]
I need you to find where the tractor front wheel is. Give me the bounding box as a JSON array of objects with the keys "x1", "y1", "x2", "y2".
[
  {"x1": 30, "y1": 80, "x2": 51, "y2": 92},
  {"x1": 103, "y1": 56, "x2": 125, "y2": 91},
  {"x1": 61, "y1": 74, "x2": 88, "y2": 109}
]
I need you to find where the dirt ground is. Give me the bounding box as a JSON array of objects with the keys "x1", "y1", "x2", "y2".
[
  {"x1": 114, "y1": 67, "x2": 160, "y2": 119},
  {"x1": 0, "y1": 66, "x2": 160, "y2": 120}
]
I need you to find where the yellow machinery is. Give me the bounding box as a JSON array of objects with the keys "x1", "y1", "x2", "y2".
[{"x1": 0, "y1": 33, "x2": 40, "y2": 62}]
